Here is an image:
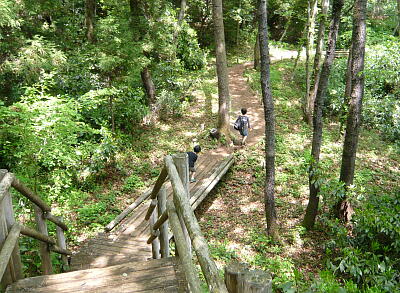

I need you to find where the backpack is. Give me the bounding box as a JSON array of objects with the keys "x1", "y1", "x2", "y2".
[{"x1": 234, "y1": 117, "x2": 242, "y2": 130}]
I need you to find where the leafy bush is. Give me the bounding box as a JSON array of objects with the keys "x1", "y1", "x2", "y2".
[{"x1": 326, "y1": 40, "x2": 400, "y2": 147}]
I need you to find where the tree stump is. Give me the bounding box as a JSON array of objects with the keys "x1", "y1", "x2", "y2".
[
  {"x1": 239, "y1": 270, "x2": 272, "y2": 293},
  {"x1": 224, "y1": 262, "x2": 249, "y2": 293},
  {"x1": 225, "y1": 262, "x2": 272, "y2": 293}
]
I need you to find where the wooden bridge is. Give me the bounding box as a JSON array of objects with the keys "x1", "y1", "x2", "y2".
[{"x1": 1, "y1": 152, "x2": 238, "y2": 293}]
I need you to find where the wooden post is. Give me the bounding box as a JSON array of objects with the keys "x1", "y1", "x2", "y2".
[
  {"x1": 224, "y1": 262, "x2": 249, "y2": 293},
  {"x1": 172, "y1": 153, "x2": 192, "y2": 256},
  {"x1": 33, "y1": 205, "x2": 53, "y2": 274},
  {"x1": 150, "y1": 208, "x2": 160, "y2": 259},
  {"x1": 166, "y1": 200, "x2": 202, "y2": 293},
  {"x1": 0, "y1": 174, "x2": 13, "y2": 290},
  {"x1": 239, "y1": 270, "x2": 272, "y2": 293},
  {"x1": 0, "y1": 170, "x2": 22, "y2": 290},
  {"x1": 56, "y1": 217, "x2": 69, "y2": 272},
  {"x1": 157, "y1": 186, "x2": 169, "y2": 258}
]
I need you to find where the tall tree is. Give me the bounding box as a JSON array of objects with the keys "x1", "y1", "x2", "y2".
[
  {"x1": 129, "y1": 0, "x2": 156, "y2": 105},
  {"x1": 303, "y1": 0, "x2": 344, "y2": 230},
  {"x1": 258, "y1": 0, "x2": 278, "y2": 240},
  {"x1": 336, "y1": 0, "x2": 367, "y2": 221},
  {"x1": 394, "y1": 0, "x2": 400, "y2": 36},
  {"x1": 85, "y1": 0, "x2": 96, "y2": 43},
  {"x1": 303, "y1": 0, "x2": 318, "y2": 123},
  {"x1": 306, "y1": 0, "x2": 330, "y2": 125},
  {"x1": 212, "y1": 0, "x2": 231, "y2": 139}
]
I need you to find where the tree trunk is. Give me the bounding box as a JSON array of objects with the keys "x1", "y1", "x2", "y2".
[
  {"x1": 338, "y1": 43, "x2": 352, "y2": 139},
  {"x1": 303, "y1": 0, "x2": 318, "y2": 123},
  {"x1": 141, "y1": 66, "x2": 156, "y2": 105},
  {"x1": 173, "y1": 0, "x2": 187, "y2": 43},
  {"x1": 85, "y1": 0, "x2": 96, "y2": 43},
  {"x1": 394, "y1": 0, "x2": 400, "y2": 36},
  {"x1": 212, "y1": 0, "x2": 231, "y2": 140},
  {"x1": 254, "y1": 30, "x2": 260, "y2": 69},
  {"x1": 336, "y1": 0, "x2": 367, "y2": 221},
  {"x1": 258, "y1": 0, "x2": 279, "y2": 240},
  {"x1": 303, "y1": 0, "x2": 344, "y2": 230},
  {"x1": 306, "y1": 0, "x2": 329, "y2": 125}
]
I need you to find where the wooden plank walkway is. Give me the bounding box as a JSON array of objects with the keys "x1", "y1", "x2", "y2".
[
  {"x1": 6, "y1": 257, "x2": 187, "y2": 293},
  {"x1": 70, "y1": 152, "x2": 233, "y2": 271},
  {"x1": 6, "y1": 152, "x2": 233, "y2": 293}
]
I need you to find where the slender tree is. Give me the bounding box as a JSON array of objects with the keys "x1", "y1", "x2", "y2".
[
  {"x1": 394, "y1": 0, "x2": 400, "y2": 36},
  {"x1": 336, "y1": 0, "x2": 367, "y2": 221},
  {"x1": 306, "y1": 0, "x2": 330, "y2": 125},
  {"x1": 85, "y1": 0, "x2": 96, "y2": 43},
  {"x1": 303, "y1": 0, "x2": 344, "y2": 230},
  {"x1": 258, "y1": 0, "x2": 278, "y2": 240},
  {"x1": 303, "y1": 0, "x2": 318, "y2": 122},
  {"x1": 212, "y1": 0, "x2": 231, "y2": 139},
  {"x1": 129, "y1": 0, "x2": 156, "y2": 105}
]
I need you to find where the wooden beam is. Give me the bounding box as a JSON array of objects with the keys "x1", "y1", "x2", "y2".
[
  {"x1": 56, "y1": 216, "x2": 70, "y2": 270},
  {"x1": 20, "y1": 225, "x2": 56, "y2": 245},
  {"x1": 167, "y1": 200, "x2": 202, "y2": 293},
  {"x1": 34, "y1": 204, "x2": 53, "y2": 274},
  {"x1": 158, "y1": 186, "x2": 169, "y2": 258},
  {"x1": 164, "y1": 155, "x2": 228, "y2": 293},
  {"x1": 44, "y1": 212, "x2": 68, "y2": 231},
  {"x1": 0, "y1": 173, "x2": 14, "y2": 205},
  {"x1": 150, "y1": 209, "x2": 160, "y2": 259},
  {"x1": 144, "y1": 167, "x2": 168, "y2": 220},
  {"x1": 105, "y1": 189, "x2": 152, "y2": 232},
  {"x1": 0, "y1": 223, "x2": 21, "y2": 282},
  {"x1": 11, "y1": 178, "x2": 51, "y2": 212},
  {"x1": 50, "y1": 244, "x2": 72, "y2": 256}
]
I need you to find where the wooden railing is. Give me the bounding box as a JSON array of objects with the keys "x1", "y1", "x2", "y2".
[
  {"x1": 144, "y1": 154, "x2": 273, "y2": 293},
  {"x1": 145, "y1": 153, "x2": 228, "y2": 293},
  {"x1": 0, "y1": 169, "x2": 71, "y2": 291}
]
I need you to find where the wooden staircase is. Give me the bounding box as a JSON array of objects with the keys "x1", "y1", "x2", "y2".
[{"x1": 2, "y1": 154, "x2": 236, "y2": 292}]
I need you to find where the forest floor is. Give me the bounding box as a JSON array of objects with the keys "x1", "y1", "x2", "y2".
[{"x1": 194, "y1": 52, "x2": 329, "y2": 286}]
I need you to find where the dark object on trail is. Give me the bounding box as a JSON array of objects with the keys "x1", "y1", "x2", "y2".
[{"x1": 210, "y1": 128, "x2": 220, "y2": 139}]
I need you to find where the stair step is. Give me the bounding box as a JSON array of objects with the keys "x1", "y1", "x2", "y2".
[{"x1": 6, "y1": 257, "x2": 187, "y2": 293}]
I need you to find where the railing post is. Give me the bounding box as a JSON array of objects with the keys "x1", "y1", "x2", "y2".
[
  {"x1": 150, "y1": 208, "x2": 160, "y2": 259},
  {"x1": 157, "y1": 186, "x2": 169, "y2": 258},
  {"x1": 34, "y1": 205, "x2": 53, "y2": 274},
  {"x1": 172, "y1": 153, "x2": 192, "y2": 256},
  {"x1": 0, "y1": 170, "x2": 22, "y2": 290},
  {"x1": 56, "y1": 216, "x2": 69, "y2": 272}
]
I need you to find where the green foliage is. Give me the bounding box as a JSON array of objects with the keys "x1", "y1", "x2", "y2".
[
  {"x1": 326, "y1": 40, "x2": 400, "y2": 148},
  {"x1": 122, "y1": 174, "x2": 145, "y2": 192},
  {"x1": 2, "y1": 36, "x2": 66, "y2": 84}
]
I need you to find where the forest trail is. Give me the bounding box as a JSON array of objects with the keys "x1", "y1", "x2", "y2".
[{"x1": 229, "y1": 47, "x2": 297, "y2": 148}]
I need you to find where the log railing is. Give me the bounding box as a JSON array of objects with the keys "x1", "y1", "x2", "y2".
[
  {"x1": 144, "y1": 154, "x2": 272, "y2": 293},
  {"x1": 0, "y1": 169, "x2": 71, "y2": 291},
  {"x1": 145, "y1": 153, "x2": 228, "y2": 293}
]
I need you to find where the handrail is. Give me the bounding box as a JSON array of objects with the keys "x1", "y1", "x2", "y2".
[
  {"x1": 0, "y1": 170, "x2": 71, "y2": 288},
  {"x1": 145, "y1": 167, "x2": 168, "y2": 220},
  {"x1": 0, "y1": 223, "x2": 21, "y2": 282},
  {"x1": 164, "y1": 155, "x2": 228, "y2": 293}
]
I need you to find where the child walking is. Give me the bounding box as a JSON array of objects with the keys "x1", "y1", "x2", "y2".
[
  {"x1": 235, "y1": 108, "x2": 251, "y2": 145},
  {"x1": 187, "y1": 145, "x2": 201, "y2": 183}
]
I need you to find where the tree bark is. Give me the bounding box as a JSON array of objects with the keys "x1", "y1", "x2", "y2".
[
  {"x1": 394, "y1": 0, "x2": 400, "y2": 36},
  {"x1": 337, "y1": 0, "x2": 367, "y2": 221},
  {"x1": 140, "y1": 66, "x2": 156, "y2": 105},
  {"x1": 303, "y1": 0, "x2": 344, "y2": 230},
  {"x1": 306, "y1": 0, "x2": 329, "y2": 125},
  {"x1": 254, "y1": 30, "x2": 260, "y2": 69},
  {"x1": 85, "y1": 0, "x2": 96, "y2": 43},
  {"x1": 303, "y1": 0, "x2": 318, "y2": 123},
  {"x1": 212, "y1": 0, "x2": 231, "y2": 140},
  {"x1": 258, "y1": 0, "x2": 278, "y2": 240}
]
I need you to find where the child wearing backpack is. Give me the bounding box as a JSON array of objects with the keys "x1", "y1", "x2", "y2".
[
  {"x1": 187, "y1": 145, "x2": 201, "y2": 183},
  {"x1": 235, "y1": 108, "x2": 251, "y2": 145}
]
